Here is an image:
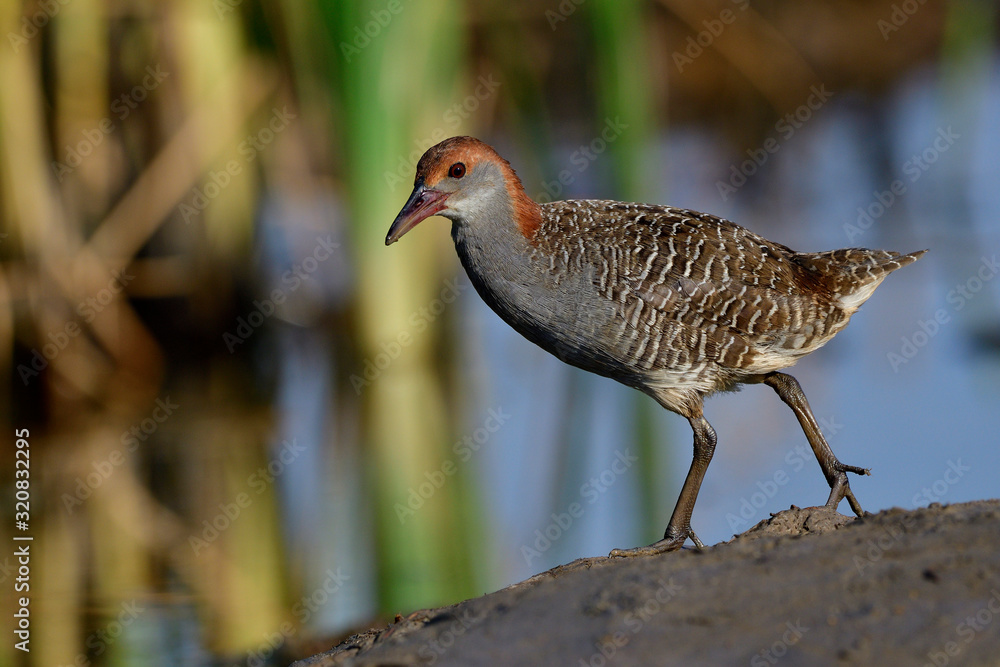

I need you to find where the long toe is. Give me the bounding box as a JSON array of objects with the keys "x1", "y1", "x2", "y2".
[
  {"x1": 836, "y1": 461, "x2": 871, "y2": 477},
  {"x1": 826, "y1": 472, "x2": 867, "y2": 517},
  {"x1": 609, "y1": 526, "x2": 702, "y2": 557},
  {"x1": 688, "y1": 529, "x2": 706, "y2": 549},
  {"x1": 609, "y1": 535, "x2": 687, "y2": 558}
]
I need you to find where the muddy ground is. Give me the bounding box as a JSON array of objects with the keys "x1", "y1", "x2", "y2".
[{"x1": 293, "y1": 500, "x2": 1000, "y2": 666}]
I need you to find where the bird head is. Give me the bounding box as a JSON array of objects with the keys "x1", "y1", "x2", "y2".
[{"x1": 386, "y1": 136, "x2": 540, "y2": 245}]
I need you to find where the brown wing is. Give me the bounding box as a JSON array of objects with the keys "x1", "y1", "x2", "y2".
[{"x1": 536, "y1": 200, "x2": 845, "y2": 375}]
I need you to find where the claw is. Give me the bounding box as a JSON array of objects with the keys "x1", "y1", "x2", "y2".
[
  {"x1": 826, "y1": 470, "x2": 867, "y2": 518},
  {"x1": 688, "y1": 529, "x2": 706, "y2": 549},
  {"x1": 609, "y1": 527, "x2": 702, "y2": 558},
  {"x1": 609, "y1": 537, "x2": 685, "y2": 558}
]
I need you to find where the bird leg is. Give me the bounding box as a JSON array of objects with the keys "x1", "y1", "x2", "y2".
[
  {"x1": 761, "y1": 372, "x2": 870, "y2": 517},
  {"x1": 610, "y1": 414, "x2": 716, "y2": 557}
]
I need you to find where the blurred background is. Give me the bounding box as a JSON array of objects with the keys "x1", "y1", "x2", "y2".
[{"x1": 1, "y1": 0, "x2": 998, "y2": 664}]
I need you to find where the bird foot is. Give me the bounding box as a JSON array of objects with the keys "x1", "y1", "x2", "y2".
[
  {"x1": 609, "y1": 527, "x2": 703, "y2": 558},
  {"x1": 826, "y1": 463, "x2": 871, "y2": 518},
  {"x1": 835, "y1": 461, "x2": 871, "y2": 477}
]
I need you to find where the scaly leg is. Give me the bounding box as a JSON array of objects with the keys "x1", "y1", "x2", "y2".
[
  {"x1": 610, "y1": 414, "x2": 716, "y2": 557},
  {"x1": 762, "y1": 372, "x2": 870, "y2": 516}
]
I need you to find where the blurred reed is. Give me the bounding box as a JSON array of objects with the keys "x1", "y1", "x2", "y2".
[{"x1": 0, "y1": 1, "x2": 983, "y2": 665}]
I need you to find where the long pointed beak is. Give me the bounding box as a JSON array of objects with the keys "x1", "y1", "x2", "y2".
[{"x1": 385, "y1": 183, "x2": 449, "y2": 245}]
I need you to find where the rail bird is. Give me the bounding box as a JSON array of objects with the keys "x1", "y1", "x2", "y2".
[{"x1": 386, "y1": 136, "x2": 926, "y2": 556}]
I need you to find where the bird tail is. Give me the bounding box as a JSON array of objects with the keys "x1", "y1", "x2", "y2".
[{"x1": 794, "y1": 248, "x2": 928, "y2": 310}]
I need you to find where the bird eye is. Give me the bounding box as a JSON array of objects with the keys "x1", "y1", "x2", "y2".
[{"x1": 448, "y1": 162, "x2": 466, "y2": 179}]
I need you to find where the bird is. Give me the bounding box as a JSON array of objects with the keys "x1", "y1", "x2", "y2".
[{"x1": 385, "y1": 135, "x2": 926, "y2": 557}]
